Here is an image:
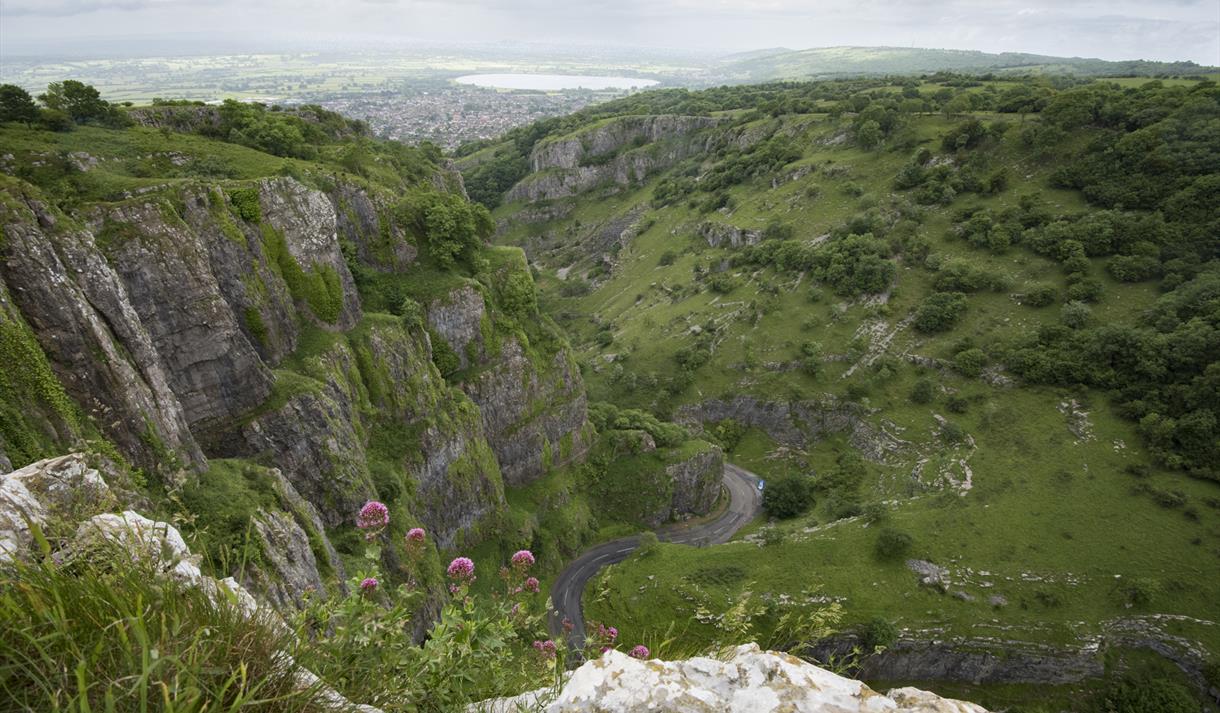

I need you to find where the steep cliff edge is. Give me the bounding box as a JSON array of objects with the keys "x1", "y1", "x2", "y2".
[
  {"x1": 0, "y1": 151, "x2": 584, "y2": 604},
  {"x1": 504, "y1": 115, "x2": 721, "y2": 203}
]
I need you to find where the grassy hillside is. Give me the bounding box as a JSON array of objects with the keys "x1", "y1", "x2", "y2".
[
  {"x1": 470, "y1": 74, "x2": 1220, "y2": 706},
  {"x1": 712, "y1": 46, "x2": 1218, "y2": 82}
]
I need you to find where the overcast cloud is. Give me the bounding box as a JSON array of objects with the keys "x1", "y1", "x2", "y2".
[{"x1": 1, "y1": 0, "x2": 1217, "y2": 64}]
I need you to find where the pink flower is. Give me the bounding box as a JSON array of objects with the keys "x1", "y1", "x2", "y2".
[
  {"x1": 532, "y1": 639, "x2": 557, "y2": 659},
  {"x1": 357, "y1": 501, "x2": 389, "y2": 535},
  {"x1": 524, "y1": 576, "x2": 540, "y2": 593},
  {"x1": 607, "y1": 626, "x2": 618, "y2": 641},
  {"x1": 629, "y1": 645, "x2": 650, "y2": 659},
  {"x1": 599, "y1": 645, "x2": 612, "y2": 654},
  {"x1": 446, "y1": 556, "x2": 475, "y2": 581},
  {"x1": 360, "y1": 577, "x2": 379, "y2": 592},
  {"x1": 510, "y1": 549, "x2": 535, "y2": 569},
  {"x1": 406, "y1": 527, "x2": 426, "y2": 543}
]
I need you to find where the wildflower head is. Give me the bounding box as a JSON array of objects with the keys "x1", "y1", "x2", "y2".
[
  {"x1": 356, "y1": 501, "x2": 389, "y2": 538},
  {"x1": 524, "y1": 576, "x2": 540, "y2": 593},
  {"x1": 510, "y1": 549, "x2": 535, "y2": 570},
  {"x1": 406, "y1": 527, "x2": 426, "y2": 543},
  {"x1": 629, "y1": 645, "x2": 650, "y2": 659},
  {"x1": 359, "y1": 577, "x2": 379, "y2": 593},
  {"x1": 446, "y1": 556, "x2": 475, "y2": 581},
  {"x1": 532, "y1": 639, "x2": 557, "y2": 659}
]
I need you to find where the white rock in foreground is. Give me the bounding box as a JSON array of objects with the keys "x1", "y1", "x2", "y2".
[{"x1": 477, "y1": 644, "x2": 987, "y2": 713}]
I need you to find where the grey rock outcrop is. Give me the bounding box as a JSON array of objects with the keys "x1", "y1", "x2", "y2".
[
  {"x1": 808, "y1": 635, "x2": 1103, "y2": 687},
  {"x1": 506, "y1": 115, "x2": 720, "y2": 203},
  {"x1": 329, "y1": 182, "x2": 417, "y2": 272},
  {"x1": 258, "y1": 178, "x2": 362, "y2": 330},
  {"x1": 0, "y1": 454, "x2": 117, "y2": 561},
  {"x1": 427, "y1": 285, "x2": 488, "y2": 370},
  {"x1": 676, "y1": 396, "x2": 907, "y2": 463},
  {"x1": 461, "y1": 337, "x2": 591, "y2": 487},
  {"x1": 662, "y1": 446, "x2": 723, "y2": 524},
  {"x1": 89, "y1": 198, "x2": 275, "y2": 439},
  {"x1": 699, "y1": 221, "x2": 762, "y2": 249},
  {"x1": 474, "y1": 644, "x2": 988, "y2": 713},
  {"x1": 0, "y1": 194, "x2": 204, "y2": 470},
  {"x1": 251, "y1": 509, "x2": 327, "y2": 608},
  {"x1": 217, "y1": 342, "x2": 375, "y2": 529}
]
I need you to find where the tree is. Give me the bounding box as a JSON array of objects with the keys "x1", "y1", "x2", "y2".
[
  {"x1": 762, "y1": 475, "x2": 813, "y2": 519},
  {"x1": 39, "y1": 80, "x2": 109, "y2": 124},
  {"x1": 0, "y1": 84, "x2": 38, "y2": 126},
  {"x1": 856, "y1": 120, "x2": 883, "y2": 149}
]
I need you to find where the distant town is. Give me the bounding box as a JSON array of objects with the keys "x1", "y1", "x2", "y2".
[{"x1": 312, "y1": 85, "x2": 604, "y2": 149}]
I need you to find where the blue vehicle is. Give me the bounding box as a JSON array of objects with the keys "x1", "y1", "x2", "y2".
[{"x1": 756, "y1": 479, "x2": 765, "y2": 492}]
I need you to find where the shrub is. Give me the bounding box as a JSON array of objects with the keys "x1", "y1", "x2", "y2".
[
  {"x1": 762, "y1": 475, "x2": 813, "y2": 519},
  {"x1": 1061, "y1": 300, "x2": 1093, "y2": 329},
  {"x1": 427, "y1": 327, "x2": 461, "y2": 378},
  {"x1": 952, "y1": 348, "x2": 987, "y2": 377},
  {"x1": 939, "y1": 420, "x2": 967, "y2": 444},
  {"x1": 658, "y1": 250, "x2": 677, "y2": 266},
  {"x1": 913, "y1": 292, "x2": 968, "y2": 333},
  {"x1": 909, "y1": 378, "x2": 935, "y2": 404},
  {"x1": 858, "y1": 617, "x2": 898, "y2": 650},
  {"x1": 1024, "y1": 285, "x2": 1058, "y2": 307},
  {"x1": 760, "y1": 526, "x2": 786, "y2": 547},
  {"x1": 874, "y1": 528, "x2": 914, "y2": 560},
  {"x1": 862, "y1": 502, "x2": 889, "y2": 524}
]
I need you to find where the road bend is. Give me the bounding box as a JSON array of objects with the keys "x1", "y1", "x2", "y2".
[{"x1": 547, "y1": 462, "x2": 763, "y2": 659}]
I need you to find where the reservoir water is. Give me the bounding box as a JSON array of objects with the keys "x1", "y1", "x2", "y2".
[{"x1": 454, "y1": 74, "x2": 659, "y2": 91}]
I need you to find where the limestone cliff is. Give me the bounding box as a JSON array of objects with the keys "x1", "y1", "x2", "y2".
[
  {"x1": 0, "y1": 169, "x2": 584, "y2": 605},
  {"x1": 505, "y1": 115, "x2": 720, "y2": 203}
]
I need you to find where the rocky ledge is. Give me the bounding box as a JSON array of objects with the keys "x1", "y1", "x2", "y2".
[{"x1": 475, "y1": 644, "x2": 987, "y2": 713}]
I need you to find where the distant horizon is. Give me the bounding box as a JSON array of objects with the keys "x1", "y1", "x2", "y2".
[
  {"x1": 3, "y1": 0, "x2": 1217, "y2": 66},
  {"x1": 1, "y1": 37, "x2": 1214, "y2": 69}
]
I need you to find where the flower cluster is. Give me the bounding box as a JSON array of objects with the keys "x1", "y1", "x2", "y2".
[
  {"x1": 404, "y1": 527, "x2": 427, "y2": 561},
  {"x1": 510, "y1": 549, "x2": 535, "y2": 570},
  {"x1": 588, "y1": 621, "x2": 619, "y2": 654},
  {"x1": 629, "y1": 645, "x2": 650, "y2": 660},
  {"x1": 524, "y1": 576, "x2": 540, "y2": 594},
  {"x1": 446, "y1": 556, "x2": 475, "y2": 581},
  {"x1": 360, "y1": 577, "x2": 379, "y2": 593},
  {"x1": 531, "y1": 639, "x2": 557, "y2": 660},
  {"x1": 356, "y1": 501, "x2": 389, "y2": 540}
]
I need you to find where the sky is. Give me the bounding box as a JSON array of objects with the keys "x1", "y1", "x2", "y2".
[{"x1": 1, "y1": 0, "x2": 1218, "y2": 65}]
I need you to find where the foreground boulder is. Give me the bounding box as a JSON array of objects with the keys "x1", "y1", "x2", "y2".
[{"x1": 476, "y1": 643, "x2": 987, "y2": 712}]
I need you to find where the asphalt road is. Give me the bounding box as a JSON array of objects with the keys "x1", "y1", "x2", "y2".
[{"x1": 548, "y1": 462, "x2": 763, "y2": 657}]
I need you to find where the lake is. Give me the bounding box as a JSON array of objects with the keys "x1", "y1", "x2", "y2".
[{"x1": 454, "y1": 74, "x2": 660, "y2": 91}]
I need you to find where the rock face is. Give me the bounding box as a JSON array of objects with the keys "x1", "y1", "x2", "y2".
[
  {"x1": 699, "y1": 221, "x2": 763, "y2": 249},
  {"x1": 88, "y1": 197, "x2": 275, "y2": 439},
  {"x1": 427, "y1": 285, "x2": 488, "y2": 370},
  {"x1": 808, "y1": 634, "x2": 1104, "y2": 687},
  {"x1": 461, "y1": 337, "x2": 591, "y2": 487},
  {"x1": 676, "y1": 396, "x2": 908, "y2": 463},
  {"x1": 0, "y1": 193, "x2": 204, "y2": 471},
  {"x1": 475, "y1": 644, "x2": 988, "y2": 713},
  {"x1": 0, "y1": 454, "x2": 117, "y2": 561},
  {"x1": 506, "y1": 115, "x2": 720, "y2": 202},
  {"x1": 663, "y1": 446, "x2": 723, "y2": 523}
]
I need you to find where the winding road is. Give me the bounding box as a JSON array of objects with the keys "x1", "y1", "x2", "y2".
[{"x1": 548, "y1": 463, "x2": 763, "y2": 657}]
